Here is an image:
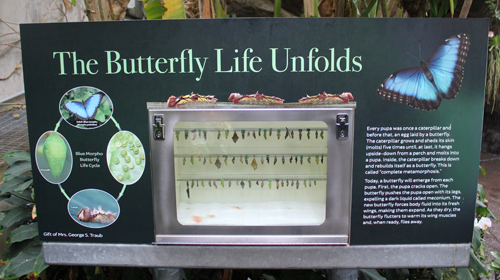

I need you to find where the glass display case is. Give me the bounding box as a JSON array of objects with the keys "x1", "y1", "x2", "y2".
[{"x1": 148, "y1": 103, "x2": 355, "y2": 245}]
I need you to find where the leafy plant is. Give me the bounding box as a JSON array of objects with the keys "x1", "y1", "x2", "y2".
[{"x1": 0, "y1": 150, "x2": 48, "y2": 279}]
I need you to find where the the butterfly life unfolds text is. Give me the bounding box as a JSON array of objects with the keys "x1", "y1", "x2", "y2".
[{"x1": 377, "y1": 33, "x2": 470, "y2": 111}]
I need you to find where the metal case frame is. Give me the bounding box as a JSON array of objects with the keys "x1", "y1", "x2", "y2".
[{"x1": 147, "y1": 103, "x2": 355, "y2": 245}]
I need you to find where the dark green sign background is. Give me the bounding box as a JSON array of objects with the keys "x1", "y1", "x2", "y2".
[{"x1": 20, "y1": 18, "x2": 488, "y2": 245}]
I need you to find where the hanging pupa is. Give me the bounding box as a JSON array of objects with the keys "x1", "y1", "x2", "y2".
[
  {"x1": 290, "y1": 129, "x2": 294, "y2": 139},
  {"x1": 298, "y1": 129, "x2": 302, "y2": 140},
  {"x1": 232, "y1": 131, "x2": 239, "y2": 143},
  {"x1": 245, "y1": 155, "x2": 249, "y2": 165},
  {"x1": 191, "y1": 180, "x2": 194, "y2": 188},
  {"x1": 258, "y1": 128, "x2": 261, "y2": 136},
  {"x1": 277, "y1": 129, "x2": 281, "y2": 140},
  {"x1": 276, "y1": 179, "x2": 279, "y2": 189},
  {"x1": 184, "y1": 130, "x2": 189, "y2": 140},
  {"x1": 224, "y1": 155, "x2": 228, "y2": 165},
  {"x1": 192, "y1": 129, "x2": 197, "y2": 140},
  {"x1": 315, "y1": 155, "x2": 319, "y2": 164},
  {"x1": 215, "y1": 156, "x2": 221, "y2": 169},
  {"x1": 209, "y1": 180, "x2": 212, "y2": 187},
  {"x1": 241, "y1": 129, "x2": 246, "y2": 139},
  {"x1": 307, "y1": 129, "x2": 311, "y2": 139},
  {"x1": 320, "y1": 130, "x2": 324, "y2": 139},
  {"x1": 263, "y1": 129, "x2": 267, "y2": 140},
  {"x1": 175, "y1": 131, "x2": 180, "y2": 141},
  {"x1": 240, "y1": 155, "x2": 243, "y2": 164},
  {"x1": 183, "y1": 157, "x2": 186, "y2": 165},
  {"x1": 315, "y1": 130, "x2": 318, "y2": 139},
  {"x1": 300, "y1": 155, "x2": 303, "y2": 165},
  {"x1": 203, "y1": 130, "x2": 207, "y2": 140},
  {"x1": 218, "y1": 130, "x2": 221, "y2": 139},
  {"x1": 209, "y1": 156, "x2": 212, "y2": 164},
  {"x1": 251, "y1": 156, "x2": 258, "y2": 170},
  {"x1": 240, "y1": 180, "x2": 245, "y2": 189},
  {"x1": 285, "y1": 127, "x2": 290, "y2": 139},
  {"x1": 213, "y1": 180, "x2": 217, "y2": 189},
  {"x1": 229, "y1": 180, "x2": 232, "y2": 188},
  {"x1": 282, "y1": 155, "x2": 285, "y2": 164},
  {"x1": 269, "y1": 128, "x2": 273, "y2": 136},
  {"x1": 266, "y1": 155, "x2": 270, "y2": 164},
  {"x1": 190, "y1": 155, "x2": 194, "y2": 165},
  {"x1": 201, "y1": 180, "x2": 205, "y2": 187},
  {"x1": 203, "y1": 157, "x2": 207, "y2": 165},
  {"x1": 221, "y1": 179, "x2": 225, "y2": 188},
  {"x1": 307, "y1": 156, "x2": 311, "y2": 164},
  {"x1": 289, "y1": 155, "x2": 293, "y2": 163},
  {"x1": 232, "y1": 156, "x2": 236, "y2": 164},
  {"x1": 261, "y1": 156, "x2": 264, "y2": 165},
  {"x1": 274, "y1": 155, "x2": 277, "y2": 165},
  {"x1": 248, "y1": 179, "x2": 251, "y2": 188},
  {"x1": 253, "y1": 131, "x2": 256, "y2": 139},
  {"x1": 186, "y1": 186, "x2": 190, "y2": 198},
  {"x1": 268, "y1": 179, "x2": 272, "y2": 189},
  {"x1": 296, "y1": 180, "x2": 299, "y2": 189},
  {"x1": 225, "y1": 130, "x2": 229, "y2": 139}
]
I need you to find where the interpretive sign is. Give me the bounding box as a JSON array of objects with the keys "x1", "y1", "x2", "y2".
[{"x1": 20, "y1": 18, "x2": 488, "y2": 247}]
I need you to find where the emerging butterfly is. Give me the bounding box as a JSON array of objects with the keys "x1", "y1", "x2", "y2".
[
  {"x1": 377, "y1": 33, "x2": 470, "y2": 110},
  {"x1": 64, "y1": 93, "x2": 103, "y2": 120}
]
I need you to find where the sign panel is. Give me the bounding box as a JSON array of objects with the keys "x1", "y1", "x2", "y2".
[{"x1": 20, "y1": 18, "x2": 488, "y2": 245}]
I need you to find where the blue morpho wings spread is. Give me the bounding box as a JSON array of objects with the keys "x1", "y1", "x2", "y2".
[
  {"x1": 377, "y1": 34, "x2": 470, "y2": 110},
  {"x1": 64, "y1": 93, "x2": 103, "y2": 120}
]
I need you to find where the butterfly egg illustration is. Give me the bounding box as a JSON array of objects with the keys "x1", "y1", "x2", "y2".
[{"x1": 43, "y1": 132, "x2": 67, "y2": 178}]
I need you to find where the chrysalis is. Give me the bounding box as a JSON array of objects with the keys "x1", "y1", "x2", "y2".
[
  {"x1": 232, "y1": 131, "x2": 239, "y2": 143},
  {"x1": 43, "y1": 132, "x2": 67, "y2": 178},
  {"x1": 215, "y1": 156, "x2": 221, "y2": 169}
]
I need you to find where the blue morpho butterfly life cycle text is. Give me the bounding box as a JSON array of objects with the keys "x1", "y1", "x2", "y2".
[{"x1": 52, "y1": 47, "x2": 363, "y2": 81}]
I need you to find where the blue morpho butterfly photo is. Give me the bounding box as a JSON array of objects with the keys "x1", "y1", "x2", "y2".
[
  {"x1": 64, "y1": 93, "x2": 103, "y2": 120},
  {"x1": 377, "y1": 33, "x2": 470, "y2": 111}
]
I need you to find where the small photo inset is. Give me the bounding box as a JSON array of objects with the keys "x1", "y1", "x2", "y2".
[
  {"x1": 59, "y1": 86, "x2": 113, "y2": 129},
  {"x1": 68, "y1": 189, "x2": 120, "y2": 228},
  {"x1": 35, "y1": 131, "x2": 73, "y2": 184},
  {"x1": 106, "y1": 131, "x2": 146, "y2": 185}
]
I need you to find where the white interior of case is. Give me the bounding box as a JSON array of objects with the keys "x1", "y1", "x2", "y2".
[{"x1": 173, "y1": 121, "x2": 328, "y2": 226}]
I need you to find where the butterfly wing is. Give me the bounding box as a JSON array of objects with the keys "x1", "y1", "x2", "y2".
[
  {"x1": 377, "y1": 33, "x2": 470, "y2": 110},
  {"x1": 64, "y1": 101, "x2": 89, "y2": 120},
  {"x1": 83, "y1": 93, "x2": 103, "y2": 120},
  {"x1": 377, "y1": 66, "x2": 442, "y2": 110},
  {"x1": 426, "y1": 33, "x2": 470, "y2": 100}
]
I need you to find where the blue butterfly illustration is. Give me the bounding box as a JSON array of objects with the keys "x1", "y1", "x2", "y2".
[
  {"x1": 64, "y1": 93, "x2": 103, "y2": 120},
  {"x1": 377, "y1": 33, "x2": 470, "y2": 110}
]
